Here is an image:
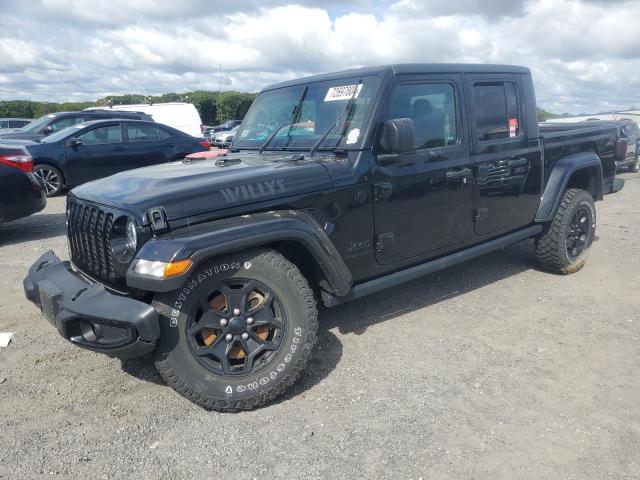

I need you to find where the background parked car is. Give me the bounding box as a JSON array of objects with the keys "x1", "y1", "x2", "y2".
[
  {"x1": 212, "y1": 126, "x2": 239, "y2": 148},
  {"x1": 87, "y1": 103, "x2": 203, "y2": 138},
  {"x1": 215, "y1": 119, "x2": 242, "y2": 132},
  {"x1": 0, "y1": 110, "x2": 153, "y2": 142},
  {"x1": 0, "y1": 143, "x2": 46, "y2": 222},
  {"x1": 206, "y1": 120, "x2": 242, "y2": 143},
  {"x1": 619, "y1": 119, "x2": 640, "y2": 172},
  {"x1": 202, "y1": 125, "x2": 215, "y2": 138},
  {"x1": 0, "y1": 118, "x2": 33, "y2": 131},
  {"x1": 10, "y1": 119, "x2": 210, "y2": 196}
]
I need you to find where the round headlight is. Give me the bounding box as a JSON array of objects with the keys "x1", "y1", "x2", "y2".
[{"x1": 111, "y1": 216, "x2": 138, "y2": 262}]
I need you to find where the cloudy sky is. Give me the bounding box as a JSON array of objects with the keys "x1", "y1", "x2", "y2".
[{"x1": 1, "y1": 0, "x2": 639, "y2": 114}]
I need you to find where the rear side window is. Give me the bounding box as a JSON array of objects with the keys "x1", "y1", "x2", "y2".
[
  {"x1": 0, "y1": 121, "x2": 8, "y2": 128},
  {"x1": 387, "y1": 83, "x2": 458, "y2": 150},
  {"x1": 127, "y1": 124, "x2": 170, "y2": 141},
  {"x1": 78, "y1": 125, "x2": 123, "y2": 145},
  {"x1": 472, "y1": 82, "x2": 520, "y2": 141},
  {"x1": 8, "y1": 120, "x2": 27, "y2": 128}
]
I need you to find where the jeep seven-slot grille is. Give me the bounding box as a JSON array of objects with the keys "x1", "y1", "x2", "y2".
[{"x1": 67, "y1": 199, "x2": 117, "y2": 286}]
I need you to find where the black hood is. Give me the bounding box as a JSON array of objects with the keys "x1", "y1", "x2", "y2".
[{"x1": 70, "y1": 152, "x2": 333, "y2": 225}]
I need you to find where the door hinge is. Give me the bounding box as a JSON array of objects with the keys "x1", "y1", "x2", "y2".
[
  {"x1": 375, "y1": 232, "x2": 395, "y2": 252},
  {"x1": 474, "y1": 208, "x2": 489, "y2": 223},
  {"x1": 147, "y1": 206, "x2": 169, "y2": 234},
  {"x1": 373, "y1": 182, "x2": 392, "y2": 201}
]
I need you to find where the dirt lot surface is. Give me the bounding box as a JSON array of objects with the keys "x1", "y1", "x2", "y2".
[{"x1": 1, "y1": 173, "x2": 639, "y2": 480}]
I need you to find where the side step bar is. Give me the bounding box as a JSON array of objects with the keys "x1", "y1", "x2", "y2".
[{"x1": 326, "y1": 225, "x2": 543, "y2": 306}]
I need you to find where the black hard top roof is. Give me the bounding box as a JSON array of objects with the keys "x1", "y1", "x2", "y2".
[{"x1": 263, "y1": 64, "x2": 530, "y2": 91}]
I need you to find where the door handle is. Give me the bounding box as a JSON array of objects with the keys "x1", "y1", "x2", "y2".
[
  {"x1": 163, "y1": 143, "x2": 175, "y2": 148},
  {"x1": 112, "y1": 146, "x2": 126, "y2": 152},
  {"x1": 446, "y1": 168, "x2": 472, "y2": 180}
]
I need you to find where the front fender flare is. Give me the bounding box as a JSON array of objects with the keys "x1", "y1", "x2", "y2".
[
  {"x1": 535, "y1": 152, "x2": 603, "y2": 223},
  {"x1": 126, "y1": 210, "x2": 353, "y2": 296}
]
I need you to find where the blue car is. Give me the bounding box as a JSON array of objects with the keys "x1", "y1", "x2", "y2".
[{"x1": 3, "y1": 119, "x2": 210, "y2": 196}]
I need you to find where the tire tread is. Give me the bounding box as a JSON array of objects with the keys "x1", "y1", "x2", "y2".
[
  {"x1": 535, "y1": 188, "x2": 594, "y2": 275},
  {"x1": 154, "y1": 249, "x2": 318, "y2": 412}
]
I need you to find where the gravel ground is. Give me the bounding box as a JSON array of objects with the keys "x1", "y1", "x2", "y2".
[{"x1": 1, "y1": 173, "x2": 639, "y2": 480}]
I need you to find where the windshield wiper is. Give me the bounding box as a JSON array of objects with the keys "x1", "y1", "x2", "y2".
[
  {"x1": 259, "y1": 86, "x2": 309, "y2": 154},
  {"x1": 309, "y1": 79, "x2": 362, "y2": 157}
]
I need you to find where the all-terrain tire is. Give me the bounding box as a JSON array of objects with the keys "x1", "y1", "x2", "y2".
[
  {"x1": 153, "y1": 248, "x2": 318, "y2": 412},
  {"x1": 535, "y1": 188, "x2": 596, "y2": 274}
]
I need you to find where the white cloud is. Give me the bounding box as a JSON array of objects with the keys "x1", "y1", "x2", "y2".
[{"x1": 0, "y1": 0, "x2": 639, "y2": 113}]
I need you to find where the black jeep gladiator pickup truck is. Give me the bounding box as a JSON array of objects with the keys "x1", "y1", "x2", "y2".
[{"x1": 24, "y1": 64, "x2": 624, "y2": 411}]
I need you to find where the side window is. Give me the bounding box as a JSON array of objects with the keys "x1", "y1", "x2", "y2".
[
  {"x1": 78, "y1": 125, "x2": 122, "y2": 145},
  {"x1": 158, "y1": 128, "x2": 172, "y2": 140},
  {"x1": 0, "y1": 121, "x2": 7, "y2": 128},
  {"x1": 387, "y1": 83, "x2": 458, "y2": 150},
  {"x1": 9, "y1": 121, "x2": 25, "y2": 128},
  {"x1": 472, "y1": 81, "x2": 520, "y2": 141},
  {"x1": 50, "y1": 115, "x2": 84, "y2": 132},
  {"x1": 127, "y1": 124, "x2": 162, "y2": 141}
]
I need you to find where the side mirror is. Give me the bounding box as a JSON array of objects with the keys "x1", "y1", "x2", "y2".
[
  {"x1": 68, "y1": 137, "x2": 82, "y2": 146},
  {"x1": 380, "y1": 118, "x2": 415, "y2": 154},
  {"x1": 41, "y1": 125, "x2": 54, "y2": 135}
]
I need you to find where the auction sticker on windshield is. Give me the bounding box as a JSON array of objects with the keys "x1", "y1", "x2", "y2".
[{"x1": 324, "y1": 84, "x2": 363, "y2": 102}]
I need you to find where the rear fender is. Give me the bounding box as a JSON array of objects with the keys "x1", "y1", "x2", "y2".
[
  {"x1": 126, "y1": 210, "x2": 353, "y2": 296},
  {"x1": 535, "y1": 152, "x2": 603, "y2": 223}
]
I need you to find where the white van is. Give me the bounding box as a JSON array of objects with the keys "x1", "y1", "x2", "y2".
[{"x1": 87, "y1": 102, "x2": 203, "y2": 137}]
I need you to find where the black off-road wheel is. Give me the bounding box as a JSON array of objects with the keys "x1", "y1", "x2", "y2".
[
  {"x1": 535, "y1": 188, "x2": 596, "y2": 274},
  {"x1": 153, "y1": 249, "x2": 318, "y2": 412}
]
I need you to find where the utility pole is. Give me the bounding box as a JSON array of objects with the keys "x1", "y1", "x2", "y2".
[{"x1": 219, "y1": 64, "x2": 222, "y2": 123}]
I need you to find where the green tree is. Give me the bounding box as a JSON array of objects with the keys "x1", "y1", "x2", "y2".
[{"x1": 1, "y1": 90, "x2": 257, "y2": 124}]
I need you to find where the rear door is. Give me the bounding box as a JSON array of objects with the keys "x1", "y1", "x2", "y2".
[
  {"x1": 372, "y1": 74, "x2": 474, "y2": 265},
  {"x1": 123, "y1": 123, "x2": 176, "y2": 167},
  {"x1": 64, "y1": 122, "x2": 127, "y2": 184},
  {"x1": 465, "y1": 75, "x2": 538, "y2": 236}
]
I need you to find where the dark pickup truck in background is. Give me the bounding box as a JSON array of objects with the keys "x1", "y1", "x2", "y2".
[{"x1": 24, "y1": 64, "x2": 623, "y2": 412}]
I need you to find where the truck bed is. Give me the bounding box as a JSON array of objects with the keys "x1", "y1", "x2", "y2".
[{"x1": 539, "y1": 122, "x2": 619, "y2": 193}]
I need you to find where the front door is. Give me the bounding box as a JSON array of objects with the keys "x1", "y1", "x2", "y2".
[
  {"x1": 64, "y1": 123, "x2": 128, "y2": 185},
  {"x1": 372, "y1": 76, "x2": 474, "y2": 265}
]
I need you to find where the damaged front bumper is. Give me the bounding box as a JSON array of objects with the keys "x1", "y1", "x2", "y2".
[{"x1": 23, "y1": 251, "x2": 159, "y2": 358}]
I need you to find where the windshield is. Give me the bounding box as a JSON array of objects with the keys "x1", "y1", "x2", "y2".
[
  {"x1": 20, "y1": 114, "x2": 57, "y2": 133},
  {"x1": 233, "y1": 75, "x2": 380, "y2": 151},
  {"x1": 40, "y1": 124, "x2": 86, "y2": 143}
]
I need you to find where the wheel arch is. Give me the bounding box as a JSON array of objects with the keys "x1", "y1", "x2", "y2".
[
  {"x1": 126, "y1": 210, "x2": 354, "y2": 297},
  {"x1": 536, "y1": 152, "x2": 603, "y2": 223}
]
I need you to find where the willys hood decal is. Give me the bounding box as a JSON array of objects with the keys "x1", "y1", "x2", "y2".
[{"x1": 71, "y1": 152, "x2": 332, "y2": 224}]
